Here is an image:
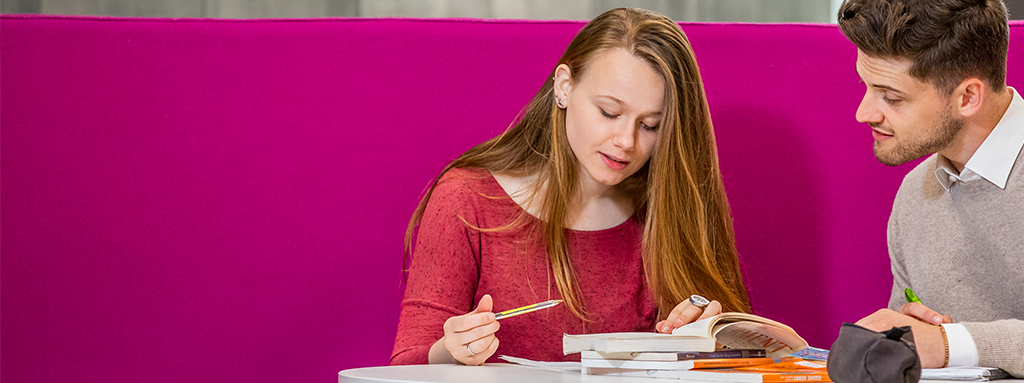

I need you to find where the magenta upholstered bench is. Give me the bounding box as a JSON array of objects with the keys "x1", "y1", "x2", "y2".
[{"x1": 2, "y1": 15, "x2": 1022, "y2": 383}]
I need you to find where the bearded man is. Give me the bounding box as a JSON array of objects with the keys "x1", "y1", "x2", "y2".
[{"x1": 838, "y1": 0, "x2": 1022, "y2": 376}]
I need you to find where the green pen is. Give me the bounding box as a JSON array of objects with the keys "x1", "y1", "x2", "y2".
[
  {"x1": 905, "y1": 288, "x2": 921, "y2": 304},
  {"x1": 905, "y1": 287, "x2": 946, "y2": 324}
]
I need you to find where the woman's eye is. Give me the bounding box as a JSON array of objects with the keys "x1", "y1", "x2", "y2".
[
  {"x1": 599, "y1": 108, "x2": 618, "y2": 119},
  {"x1": 641, "y1": 123, "x2": 659, "y2": 131}
]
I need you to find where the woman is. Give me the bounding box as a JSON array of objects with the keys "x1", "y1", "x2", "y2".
[{"x1": 391, "y1": 8, "x2": 750, "y2": 366}]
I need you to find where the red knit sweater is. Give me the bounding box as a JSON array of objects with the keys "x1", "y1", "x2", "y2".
[{"x1": 390, "y1": 167, "x2": 657, "y2": 365}]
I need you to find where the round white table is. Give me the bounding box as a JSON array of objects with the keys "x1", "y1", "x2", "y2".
[
  {"x1": 339, "y1": 363, "x2": 1024, "y2": 383},
  {"x1": 339, "y1": 364, "x2": 668, "y2": 383}
]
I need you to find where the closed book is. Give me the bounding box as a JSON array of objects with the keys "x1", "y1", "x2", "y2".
[
  {"x1": 583, "y1": 359, "x2": 831, "y2": 382},
  {"x1": 563, "y1": 332, "x2": 715, "y2": 354},
  {"x1": 581, "y1": 356, "x2": 797, "y2": 370},
  {"x1": 579, "y1": 349, "x2": 767, "y2": 361}
]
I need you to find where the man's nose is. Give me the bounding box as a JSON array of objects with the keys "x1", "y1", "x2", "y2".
[{"x1": 855, "y1": 92, "x2": 881, "y2": 124}]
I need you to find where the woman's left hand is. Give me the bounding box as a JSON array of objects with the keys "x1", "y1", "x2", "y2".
[{"x1": 656, "y1": 298, "x2": 722, "y2": 334}]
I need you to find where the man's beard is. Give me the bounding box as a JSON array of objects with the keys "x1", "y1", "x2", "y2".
[{"x1": 874, "y1": 110, "x2": 964, "y2": 167}]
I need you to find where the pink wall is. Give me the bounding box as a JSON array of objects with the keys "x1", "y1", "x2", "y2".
[{"x1": 2, "y1": 15, "x2": 1021, "y2": 383}]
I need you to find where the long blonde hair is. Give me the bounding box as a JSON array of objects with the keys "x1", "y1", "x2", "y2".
[{"x1": 404, "y1": 8, "x2": 750, "y2": 320}]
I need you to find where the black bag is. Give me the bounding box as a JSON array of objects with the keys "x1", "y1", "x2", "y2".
[{"x1": 826, "y1": 323, "x2": 921, "y2": 383}]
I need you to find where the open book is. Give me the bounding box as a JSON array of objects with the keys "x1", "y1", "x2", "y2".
[
  {"x1": 563, "y1": 312, "x2": 808, "y2": 358},
  {"x1": 670, "y1": 312, "x2": 809, "y2": 358}
]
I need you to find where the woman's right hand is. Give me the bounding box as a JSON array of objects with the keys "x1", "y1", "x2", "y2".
[
  {"x1": 656, "y1": 298, "x2": 722, "y2": 334},
  {"x1": 428, "y1": 294, "x2": 500, "y2": 365}
]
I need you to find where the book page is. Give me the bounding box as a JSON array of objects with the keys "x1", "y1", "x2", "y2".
[
  {"x1": 670, "y1": 312, "x2": 809, "y2": 358},
  {"x1": 713, "y1": 322, "x2": 807, "y2": 357},
  {"x1": 667, "y1": 316, "x2": 715, "y2": 338},
  {"x1": 499, "y1": 355, "x2": 582, "y2": 372}
]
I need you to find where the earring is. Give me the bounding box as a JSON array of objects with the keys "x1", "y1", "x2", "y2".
[{"x1": 556, "y1": 96, "x2": 565, "y2": 108}]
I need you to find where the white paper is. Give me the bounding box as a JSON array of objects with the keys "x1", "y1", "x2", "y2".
[
  {"x1": 498, "y1": 355, "x2": 582, "y2": 372},
  {"x1": 921, "y1": 366, "x2": 1009, "y2": 381}
]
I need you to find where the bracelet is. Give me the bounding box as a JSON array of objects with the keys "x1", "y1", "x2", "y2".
[{"x1": 938, "y1": 325, "x2": 949, "y2": 368}]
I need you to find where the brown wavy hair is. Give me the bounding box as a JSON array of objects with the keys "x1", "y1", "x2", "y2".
[
  {"x1": 404, "y1": 8, "x2": 750, "y2": 320},
  {"x1": 837, "y1": 0, "x2": 1009, "y2": 95}
]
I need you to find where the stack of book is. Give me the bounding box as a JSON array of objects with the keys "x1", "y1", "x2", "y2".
[{"x1": 562, "y1": 312, "x2": 832, "y2": 382}]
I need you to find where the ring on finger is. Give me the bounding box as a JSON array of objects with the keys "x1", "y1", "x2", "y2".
[
  {"x1": 466, "y1": 343, "x2": 477, "y2": 356},
  {"x1": 689, "y1": 294, "x2": 710, "y2": 309}
]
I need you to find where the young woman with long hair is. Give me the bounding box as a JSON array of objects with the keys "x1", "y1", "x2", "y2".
[{"x1": 391, "y1": 7, "x2": 750, "y2": 366}]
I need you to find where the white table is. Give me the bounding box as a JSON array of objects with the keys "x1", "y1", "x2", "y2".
[
  {"x1": 338, "y1": 363, "x2": 1023, "y2": 383},
  {"x1": 339, "y1": 364, "x2": 722, "y2": 383}
]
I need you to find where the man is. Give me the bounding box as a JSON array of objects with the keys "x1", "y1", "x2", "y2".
[{"x1": 837, "y1": 0, "x2": 1023, "y2": 376}]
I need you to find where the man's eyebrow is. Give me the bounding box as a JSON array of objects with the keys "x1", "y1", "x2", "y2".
[
  {"x1": 851, "y1": 71, "x2": 909, "y2": 95},
  {"x1": 870, "y1": 83, "x2": 906, "y2": 95},
  {"x1": 857, "y1": 75, "x2": 906, "y2": 95}
]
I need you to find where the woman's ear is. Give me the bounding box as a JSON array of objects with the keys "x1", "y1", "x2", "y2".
[{"x1": 553, "y1": 64, "x2": 573, "y2": 109}]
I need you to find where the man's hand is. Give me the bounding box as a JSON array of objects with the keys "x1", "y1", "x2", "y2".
[
  {"x1": 899, "y1": 302, "x2": 953, "y2": 325},
  {"x1": 856, "y1": 308, "x2": 947, "y2": 368}
]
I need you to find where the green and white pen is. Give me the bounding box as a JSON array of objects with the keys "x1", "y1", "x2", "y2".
[{"x1": 494, "y1": 300, "x2": 562, "y2": 320}]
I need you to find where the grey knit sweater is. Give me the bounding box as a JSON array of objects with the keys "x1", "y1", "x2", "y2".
[{"x1": 886, "y1": 147, "x2": 1024, "y2": 376}]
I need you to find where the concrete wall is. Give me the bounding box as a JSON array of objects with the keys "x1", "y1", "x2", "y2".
[{"x1": 3, "y1": 0, "x2": 833, "y2": 22}]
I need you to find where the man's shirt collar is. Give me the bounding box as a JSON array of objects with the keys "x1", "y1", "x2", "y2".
[{"x1": 935, "y1": 87, "x2": 1024, "y2": 191}]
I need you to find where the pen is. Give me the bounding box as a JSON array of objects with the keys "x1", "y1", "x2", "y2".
[
  {"x1": 494, "y1": 299, "x2": 562, "y2": 320},
  {"x1": 906, "y1": 287, "x2": 948, "y2": 324},
  {"x1": 904, "y1": 288, "x2": 921, "y2": 304}
]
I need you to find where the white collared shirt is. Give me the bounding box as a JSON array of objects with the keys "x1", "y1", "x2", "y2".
[
  {"x1": 931, "y1": 87, "x2": 1023, "y2": 367},
  {"x1": 935, "y1": 87, "x2": 1024, "y2": 191}
]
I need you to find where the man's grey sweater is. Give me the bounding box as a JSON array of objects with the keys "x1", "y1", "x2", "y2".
[{"x1": 887, "y1": 148, "x2": 1024, "y2": 376}]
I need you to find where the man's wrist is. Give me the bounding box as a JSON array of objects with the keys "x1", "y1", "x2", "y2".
[
  {"x1": 941, "y1": 323, "x2": 979, "y2": 367},
  {"x1": 937, "y1": 324, "x2": 949, "y2": 367}
]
